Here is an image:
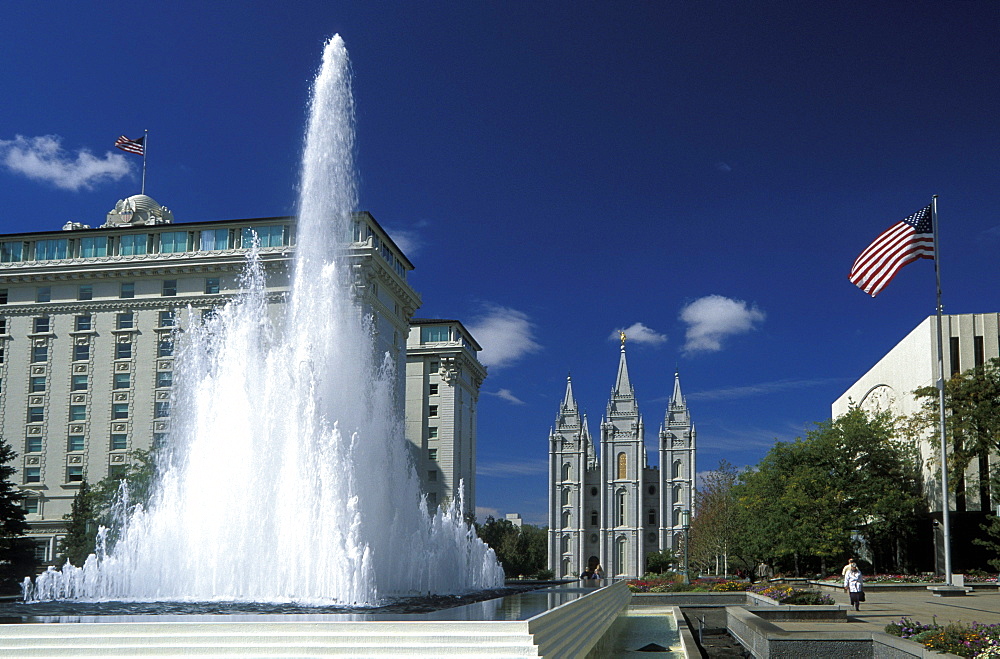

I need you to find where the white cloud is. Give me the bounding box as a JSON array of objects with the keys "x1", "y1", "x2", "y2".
[
  {"x1": 679, "y1": 294, "x2": 765, "y2": 354},
  {"x1": 0, "y1": 135, "x2": 132, "y2": 190},
  {"x1": 476, "y1": 506, "x2": 501, "y2": 520},
  {"x1": 610, "y1": 322, "x2": 667, "y2": 346},
  {"x1": 385, "y1": 224, "x2": 425, "y2": 258},
  {"x1": 466, "y1": 304, "x2": 541, "y2": 368},
  {"x1": 484, "y1": 388, "x2": 526, "y2": 405},
  {"x1": 687, "y1": 377, "x2": 845, "y2": 401},
  {"x1": 477, "y1": 459, "x2": 548, "y2": 478}
]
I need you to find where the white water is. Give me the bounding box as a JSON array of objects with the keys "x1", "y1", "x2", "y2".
[{"x1": 24, "y1": 35, "x2": 503, "y2": 605}]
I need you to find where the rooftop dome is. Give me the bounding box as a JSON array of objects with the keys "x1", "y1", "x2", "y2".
[{"x1": 104, "y1": 194, "x2": 174, "y2": 227}]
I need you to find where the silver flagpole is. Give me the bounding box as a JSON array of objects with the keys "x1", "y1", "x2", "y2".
[
  {"x1": 141, "y1": 129, "x2": 148, "y2": 195},
  {"x1": 932, "y1": 194, "x2": 953, "y2": 584}
]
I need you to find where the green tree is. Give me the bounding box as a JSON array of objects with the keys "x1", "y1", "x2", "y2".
[
  {"x1": 58, "y1": 449, "x2": 158, "y2": 566},
  {"x1": 59, "y1": 481, "x2": 98, "y2": 566},
  {"x1": 0, "y1": 436, "x2": 34, "y2": 592},
  {"x1": 475, "y1": 516, "x2": 548, "y2": 578},
  {"x1": 734, "y1": 407, "x2": 924, "y2": 575},
  {"x1": 645, "y1": 549, "x2": 679, "y2": 575},
  {"x1": 689, "y1": 460, "x2": 743, "y2": 574},
  {"x1": 913, "y1": 358, "x2": 1000, "y2": 512}
]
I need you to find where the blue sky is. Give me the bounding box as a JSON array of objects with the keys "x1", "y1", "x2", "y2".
[{"x1": 1, "y1": 2, "x2": 998, "y2": 525}]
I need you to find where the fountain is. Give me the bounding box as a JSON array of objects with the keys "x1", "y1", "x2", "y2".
[{"x1": 21, "y1": 34, "x2": 503, "y2": 606}]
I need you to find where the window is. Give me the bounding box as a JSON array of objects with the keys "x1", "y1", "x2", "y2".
[
  {"x1": 0, "y1": 318, "x2": 5, "y2": 334},
  {"x1": 78, "y1": 284, "x2": 93, "y2": 301},
  {"x1": 648, "y1": 485, "x2": 656, "y2": 496},
  {"x1": 648, "y1": 509, "x2": 657, "y2": 525},
  {"x1": 79, "y1": 236, "x2": 108, "y2": 258},
  {"x1": 591, "y1": 510, "x2": 599, "y2": 526},
  {"x1": 120, "y1": 282, "x2": 135, "y2": 299},
  {"x1": 28, "y1": 407, "x2": 44, "y2": 423},
  {"x1": 975, "y1": 335, "x2": 985, "y2": 368},
  {"x1": 112, "y1": 403, "x2": 129, "y2": 419},
  {"x1": 205, "y1": 277, "x2": 220, "y2": 294},
  {"x1": 156, "y1": 371, "x2": 173, "y2": 388},
  {"x1": 200, "y1": 229, "x2": 230, "y2": 251},
  {"x1": 26, "y1": 436, "x2": 42, "y2": 453},
  {"x1": 29, "y1": 376, "x2": 46, "y2": 393},
  {"x1": 24, "y1": 467, "x2": 41, "y2": 483},
  {"x1": 672, "y1": 461, "x2": 682, "y2": 480},
  {"x1": 111, "y1": 434, "x2": 128, "y2": 450},
  {"x1": 109, "y1": 465, "x2": 127, "y2": 479},
  {"x1": 119, "y1": 233, "x2": 148, "y2": 256},
  {"x1": 69, "y1": 405, "x2": 86, "y2": 421},
  {"x1": 153, "y1": 433, "x2": 168, "y2": 448},
  {"x1": 617, "y1": 452, "x2": 627, "y2": 479},
  {"x1": 428, "y1": 470, "x2": 437, "y2": 482},
  {"x1": 421, "y1": 326, "x2": 450, "y2": 342},
  {"x1": 66, "y1": 466, "x2": 84, "y2": 482},
  {"x1": 73, "y1": 344, "x2": 90, "y2": 361},
  {"x1": 562, "y1": 463, "x2": 572, "y2": 481},
  {"x1": 159, "y1": 310, "x2": 175, "y2": 327},
  {"x1": 154, "y1": 402, "x2": 170, "y2": 418},
  {"x1": 428, "y1": 448, "x2": 438, "y2": 460},
  {"x1": 75, "y1": 314, "x2": 92, "y2": 331},
  {"x1": 428, "y1": 492, "x2": 437, "y2": 506},
  {"x1": 616, "y1": 489, "x2": 627, "y2": 526},
  {"x1": 71, "y1": 375, "x2": 88, "y2": 391},
  {"x1": 672, "y1": 485, "x2": 681, "y2": 503},
  {"x1": 33, "y1": 317, "x2": 50, "y2": 333},
  {"x1": 158, "y1": 339, "x2": 173, "y2": 357},
  {"x1": 616, "y1": 538, "x2": 628, "y2": 577},
  {"x1": 117, "y1": 312, "x2": 134, "y2": 330},
  {"x1": 35, "y1": 239, "x2": 68, "y2": 261},
  {"x1": 427, "y1": 427, "x2": 438, "y2": 439},
  {"x1": 950, "y1": 336, "x2": 961, "y2": 376},
  {"x1": 115, "y1": 342, "x2": 132, "y2": 359},
  {"x1": 23, "y1": 497, "x2": 39, "y2": 514},
  {"x1": 429, "y1": 361, "x2": 439, "y2": 374},
  {"x1": 36, "y1": 286, "x2": 51, "y2": 303},
  {"x1": 113, "y1": 372, "x2": 131, "y2": 389},
  {"x1": 162, "y1": 279, "x2": 177, "y2": 296},
  {"x1": 0, "y1": 288, "x2": 7, "y2": 304},
  {"x1": 428, "y1": 384, "x2": 439, "y2": 395},
  {"x1": 68, "y1": 436, "x2": 85, "y2": 452},
  {"x1": 561, "y1": 488, "x2": 570, "y2": 506},
  {"x1": 0, "y1": 346, "x2": 4, "y2": 364},
  {"x1": 201, "y1": 309, "x2": 217, "y2": 323},
  {"x1": 428, "y1": 405, "x2": 438, "y2": 418},
  {"x1": 31, "y1": 345, "x2": 48, "y2": 363},
  {"x1": 0, "y1": 241, "x2": 23, "y2": 263},
  {"x1": 241, "y1": 225, "x2": 286, "y2": 248},
  {"x1": 159, "y1": 231, "x2": 190, "y2": 254}
]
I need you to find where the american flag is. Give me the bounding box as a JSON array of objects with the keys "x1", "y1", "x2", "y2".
[
  {"x1": 849, "y1": 204, "x2": 934, "y2": 297},
  {"x1": 114, "y1": 135, "x2": 145, "y2": 156}
]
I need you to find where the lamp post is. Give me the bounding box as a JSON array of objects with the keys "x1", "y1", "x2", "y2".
[{"x1": 681, "y1": 510, "x2": 691, "y2": 585}]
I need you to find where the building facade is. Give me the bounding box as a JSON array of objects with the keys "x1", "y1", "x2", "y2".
[
  {"x1": 0, "y1": 195, "x2": 478, "y2": 563},
  {"x1": 404, "y1": 319, "x2": 487, "y2": 516},
  {"x1": 832, "y1": 312, "x2": 1000, "y2": 513},
  {"x1": 547, "y1": 340, "x2": 696, "y2": 579}
]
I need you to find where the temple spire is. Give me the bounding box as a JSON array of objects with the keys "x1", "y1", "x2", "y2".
[
  {"x1": 670, "y1": 370, "x2": 685, "y2": 409},
  {"x1": 562, "y1": 373, "x2": 577, "y2": 411},
  {"x1": 613, "y1": 336, "x2": 632, "y2": 396}
]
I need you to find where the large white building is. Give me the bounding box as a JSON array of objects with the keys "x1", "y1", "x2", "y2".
[
  {"x1": 832, "y1": 312, "x2": 1000, "y2": 513},
  {"x1": 0, "y1": 195, "x2": 484, "y2": 563},
  {"x1": 405, "y1": 319, "x2": 486, "y2": 517},
  {"x1": 548, "y1": 340, "x2": 696, "y2": 579}
]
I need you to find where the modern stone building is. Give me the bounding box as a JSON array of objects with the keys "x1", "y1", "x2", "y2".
[
  {"x1": 405, "y1": 318, "x2": 487, "y2": 517},
  {"x1": 0, "y1": 195, "x2": 483, "y2": 563},
  {"x1": 548, "y1": 339, "x2": 696, "y2": 579},
  {"x1": 832, "y1": 312, "x2": 1000, "y2": 513}
]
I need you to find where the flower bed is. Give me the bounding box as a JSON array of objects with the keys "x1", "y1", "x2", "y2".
[
  {"x1": 885, "y1": 617, "x2": 1000, "y2": 657},
  {"x1": 823, "y1": 573, "x2": 999, "y2": 584},
  {"x1": 627, "y1": 578, "x2": 833, "y2": 604}
]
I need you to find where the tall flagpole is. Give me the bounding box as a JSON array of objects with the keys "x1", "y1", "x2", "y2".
[
  {"x1": 141, "y1": 129, "x2": 148, "y2": 195},
  {"x1": 932, "y1": 194, "x2": 953, "y2": 584}
]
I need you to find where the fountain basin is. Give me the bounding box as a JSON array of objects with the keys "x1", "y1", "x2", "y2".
[{"x1": 0, "y1": 582, "x2": 630, "y2": 657}]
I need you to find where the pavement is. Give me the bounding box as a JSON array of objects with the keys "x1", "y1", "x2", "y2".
[{"x1": 783, "y1": 587, "x2": 1000, "y2": 634}]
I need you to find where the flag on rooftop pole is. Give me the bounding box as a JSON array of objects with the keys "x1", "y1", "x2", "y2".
[
  {"x1": 114, "y1": 135, "x2": 145, "y2": 156},
  {"x1": 848, "y1": 204, "x2": 934, "y2": 297}
]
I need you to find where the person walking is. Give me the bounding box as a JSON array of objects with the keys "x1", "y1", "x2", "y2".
[
  {"x1": 844, "y1": 563, "x2": 864, "y2": 611},
  {"x1": 841, "y1": 557, "x2": 856, "y2": 577}
]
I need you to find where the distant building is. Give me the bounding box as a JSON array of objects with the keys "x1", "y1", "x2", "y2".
[
  {"x1": 0, "y1": 195, "x2": 480, "y2": 563},
  {"x1": 547, "y1": 340, "x2": 696, "y2": 579},
  {"x1": 405, "y1": 319, "x2": 487, "y2": 516},
  {"x1": 505, "y1": 513, "x2": 523, "y2": 528},
  {"x1": 832, "y1": 313, "x2": 1000, "y2": 513}
]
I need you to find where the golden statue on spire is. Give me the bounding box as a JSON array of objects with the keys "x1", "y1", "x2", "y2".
[{"x1": 619, "y1": 330, "x2": 627, "y2": 346}]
